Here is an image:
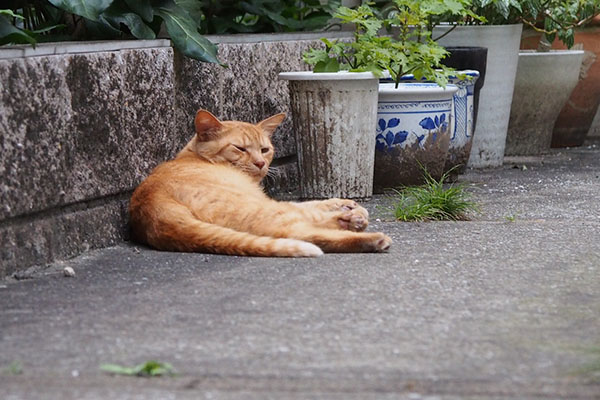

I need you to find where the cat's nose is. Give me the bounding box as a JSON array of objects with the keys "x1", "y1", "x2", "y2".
[{"x1": 254, "y1": 160, "x2": 265, "y2": 170}]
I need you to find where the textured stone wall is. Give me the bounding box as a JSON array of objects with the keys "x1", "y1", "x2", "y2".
[
  {"x1": 0, "y1": 45, "x2": 176, "y2": 278},
  {"x1": 0, "y1": 35, "x2": 339, "y2": 278}
]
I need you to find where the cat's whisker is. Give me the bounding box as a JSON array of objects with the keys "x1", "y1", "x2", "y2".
[{"x1": 266, "y1": 167, "x2": 279, "y2": 179}]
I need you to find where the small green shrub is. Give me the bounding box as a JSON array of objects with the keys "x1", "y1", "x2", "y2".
[{"x1": 392, "y1": 167, "x2": 478, "y2": 221}]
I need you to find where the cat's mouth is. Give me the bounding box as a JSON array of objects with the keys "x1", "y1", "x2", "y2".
[{"x1": 233, "y1": 163, "x2": 266, "y2": 179}]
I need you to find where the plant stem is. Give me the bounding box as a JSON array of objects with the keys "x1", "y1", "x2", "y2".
[{"x1": 432, "y1": 24, "x2": 457, "y2": 42}]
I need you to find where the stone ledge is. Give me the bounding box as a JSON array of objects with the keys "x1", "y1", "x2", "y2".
[
  {"x1": 206, "y1": 31, "x2": 351, "y2": 44},
  {"x1": 0, "y1": 194, "x2": 130, "y2": 279},
  {"x1": 0, "y1": 39, "x2": 172, "y2": 59}
]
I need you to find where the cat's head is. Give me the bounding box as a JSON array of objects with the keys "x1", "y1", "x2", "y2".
[{"x1": 185, "y1": 109, "x2": 285, "y2": 181}]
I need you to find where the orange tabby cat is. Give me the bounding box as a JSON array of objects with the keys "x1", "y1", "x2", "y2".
[{"x1": 129, "y1": 110, "x2": 392, "y2": 257}]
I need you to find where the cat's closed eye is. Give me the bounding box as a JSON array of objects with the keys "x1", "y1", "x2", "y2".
[{"x1": 233, "y1": 145, "x2": 246, "y2": 152}]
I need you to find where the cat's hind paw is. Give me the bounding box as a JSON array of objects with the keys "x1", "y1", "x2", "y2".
[{"x1": 373, "y1": 233, "x2": 392, "y2": 252}]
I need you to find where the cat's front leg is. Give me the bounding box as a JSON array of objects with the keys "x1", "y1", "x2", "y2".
[{"x1": 294, "y1": 198, "x2": 363, "y2": 213}]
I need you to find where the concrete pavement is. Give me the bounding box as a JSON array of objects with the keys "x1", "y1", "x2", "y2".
[{"x1": 1, "y1": 142, "x2": 599, "y2": 399}]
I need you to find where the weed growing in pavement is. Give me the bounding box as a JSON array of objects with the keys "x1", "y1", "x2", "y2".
[
  {"x1": 100, "y1": 361, "x2": 175, "y2": 377},
  {"x1": 4, "y1": 361, "x2": 23, "y2": 375},
  {"x1": 392, "y1": 167, "x2": 479, "y2": 221},
  {"x1": 572, "y1": 346, "x2": 600, "y2": 383}
]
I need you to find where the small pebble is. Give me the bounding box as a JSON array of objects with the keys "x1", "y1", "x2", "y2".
[{"x1": 63, "y1": 267, "x2": 76, "y2": 277}]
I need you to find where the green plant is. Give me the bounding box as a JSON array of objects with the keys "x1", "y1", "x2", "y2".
[
  {"x1": 469, "y1": 0, "x2": 524, "y2": 24},
  {"x1": 1, "y1": 1, "x2": 220, "y2": 63},
  {"x1": 3, "y1": 361, "x2": 23, "y2": 375},
  {"x1": 2, "y1": 1, "x2": 340, "y2": 63},
  {"x1": 520, "y1": 0, "x2": 600, "y2": 49},
  {"x1": 392, "y1": 167, "x2": 479, "y2": 221},
  {"x1": 571, "y1": 345, "x2": 600, "y2": 382},
  {"x1": 0, "y1": 3, "x2": 65, "y2": 47},
  {"x1": 302, "y1": 5, "x2": 385, "y2": 74},
  {"x1": 49, "y1": 0, "x2": 222, "y2": 63},
  {"x1": 504, "y1": 213, "x2": 518, "y2": 222},
  {"x1": 100, "y1": 360, "x2": 175, "y2": 377},
  {"x1": 303, "y1": 1, "x2": 471, "y2": 88},
  {"x1": 198, "y1": 0, "x2": 341, "y2": 34}
]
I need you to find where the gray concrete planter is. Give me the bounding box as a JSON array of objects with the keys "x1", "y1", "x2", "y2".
[
  {"x1": 506, "y1": 50, "x2": 584, "y2": 156},
  {"x1": 434, "y1": 24, "x2": 523, "y2": 168},
  {"x1": 279, "y1": 71, "x2": 379, "y2": 199}
]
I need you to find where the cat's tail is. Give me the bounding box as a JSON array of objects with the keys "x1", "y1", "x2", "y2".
[{"x1": 131, "y1": 202, "x2": 323, "y2": 257}]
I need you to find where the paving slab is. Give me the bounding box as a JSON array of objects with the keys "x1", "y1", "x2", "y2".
[{"x1": 1, "y1": 142, "x2": 599, "y2": 399}]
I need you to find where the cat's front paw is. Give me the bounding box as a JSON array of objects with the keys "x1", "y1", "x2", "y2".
[{"x1": 337, "y1": 209, "x2": 369, "y2": 232}]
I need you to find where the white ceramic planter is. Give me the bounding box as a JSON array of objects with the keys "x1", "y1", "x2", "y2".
[
  {"x1": 506, "y1": 50, "x2": 584, "y2": 155},
  {"x1": 374, "y1": 82, "x2": 458, "y2": 191},
  {"x1": 279, "y1": 71, "x2": 379, "y2": 199},
  {"x1": 434, "y1": 24, "x2": 523, "y2": 167}
]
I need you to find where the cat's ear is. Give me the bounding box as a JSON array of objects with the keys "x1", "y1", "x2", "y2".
[
  {"x1": 257, "y1": 113, "x2": 286, "y2": 137},
  {"x1": 195, "y1": 110, "x2": 223, "y2": 141}
]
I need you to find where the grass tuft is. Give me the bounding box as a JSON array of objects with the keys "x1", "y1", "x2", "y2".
[{"x1": 392, "y1": 167, "x2": 478, "y2": 222}]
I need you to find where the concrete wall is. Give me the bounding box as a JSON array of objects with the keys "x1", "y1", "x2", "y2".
[{"x1": 0, "y1": 34, "x2": 348, "y2": 278}]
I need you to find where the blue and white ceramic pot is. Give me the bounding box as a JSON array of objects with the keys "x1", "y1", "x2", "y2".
[
  {"x1": 375, "y1": 82, "x2": 458, "y2": 192},
  {"x1": 380, "y1": 71, "x2": 481, "y2": 174}
]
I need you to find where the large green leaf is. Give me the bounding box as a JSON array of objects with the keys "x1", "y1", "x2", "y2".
[
  {"x1": 102, "y1": 2, "x2": 155, "y2": 39},
  {"x1": 174, "y1": 0, "x2": 203, "y2": 23},
  {"x1": 48, "y1": 0, "x2": 113, "y2": 21},
  {"x1": 154, "y1": 1, "x2": 221, "y2": 64},
  {"x1": 124, "y1": 0, "x2": 153, "y2": 22},
  {"x1": 0, "y1": 9, "x2": 25, "y2": 20},
  {"x1": 313, "y1": 58, "x2": 340, "y2": 73},
  {"x1": 0, "y1": 15, "x2": 37, "y2": 46}
]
